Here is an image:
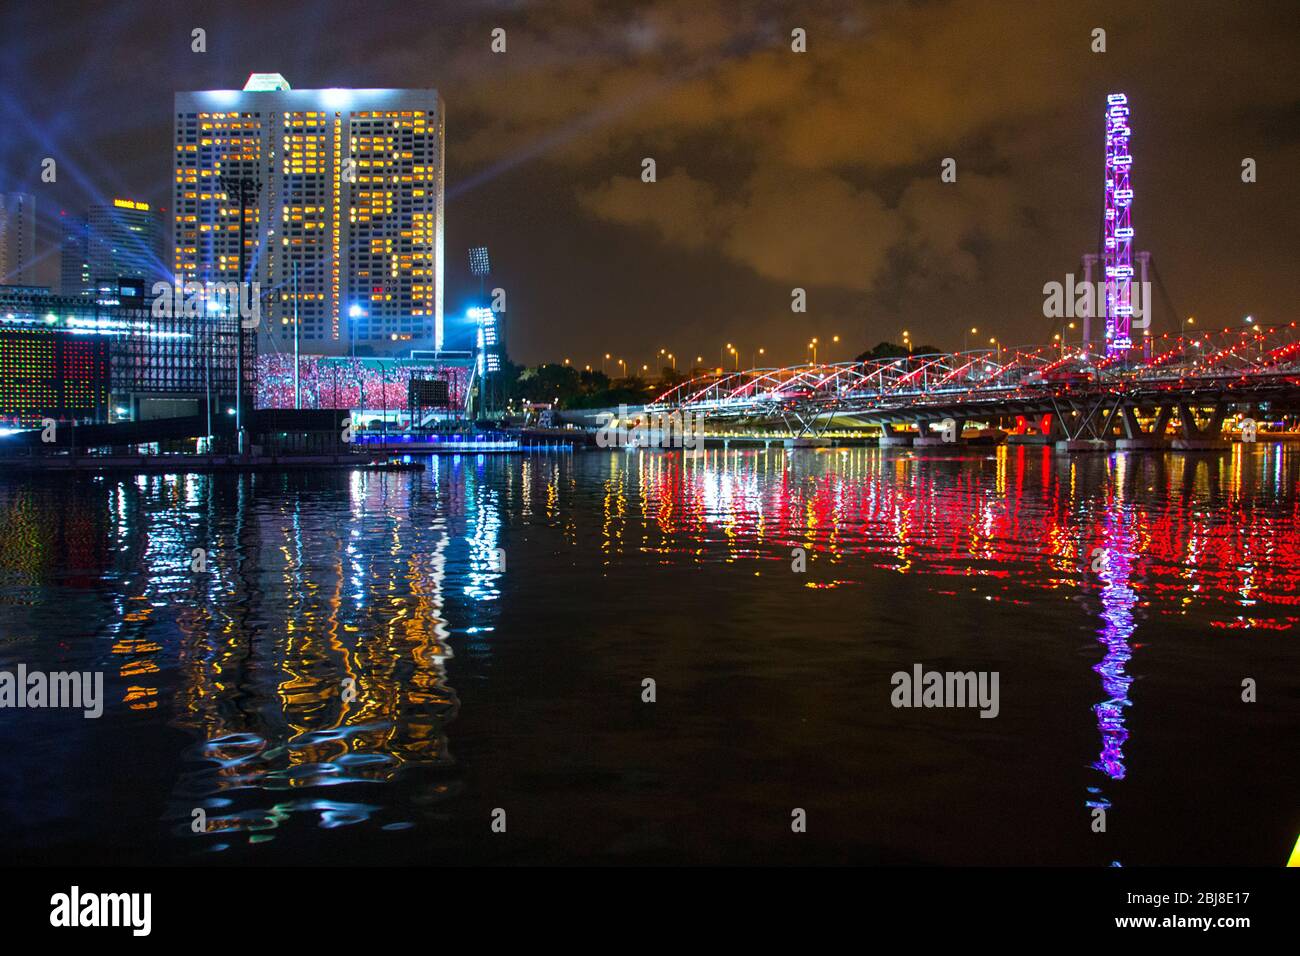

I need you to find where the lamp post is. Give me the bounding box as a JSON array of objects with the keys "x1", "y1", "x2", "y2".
[
  {"x1": 965, "y1": 326, "x2": 977, "y2": 353},
  {"x1": 348, "y1": 303, "x2": 366, "y2": 359},
  {"x1": 292, "y1": 260, "x2": 300, "y2": 410},
  {"x1": 809, "y1": 338, "x2": 818, "y2": 364},
  {"x1": 901, "y1": 330, "x2": 911, "y2": 354},
  {"x1": 219, "y1": 173, "x2": 261, "y2": 455}
]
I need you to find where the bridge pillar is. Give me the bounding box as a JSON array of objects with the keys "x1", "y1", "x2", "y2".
[
  {"x1": 1172, "y1": 402, "x2": 1229, "y2": 452},
  {"x1": 1176, "y1": 402, "x2": 1202, "y2": 439},
  {"x1": 1115, "y1": 404, "x2": 1168, "y2": 451},
  {"x1": 1007, "y1": 413, "x2": 1060, "y2": 445},
  {"x1": 1153, "y1": 404, "x2": 1173, "y2": 437},
  {"x1": 1207, "y1": 403, "x2": 1228, "y2": 434},
  {"x1": 1053, "y1": 400, "x2": 1114, "y2": 452},
  {"x1": 1043, "y1": 413, "x2": 1064, "y2": 439},
  {"x1": 914, "y1": 417, "x2": 965, "y2": 446},
  {"x1": 1120, "y1": 405, "x2": 1143, "y2": 439},
  {"x1": 877, "y1": 423, "x2": 913, "y2": 447}
]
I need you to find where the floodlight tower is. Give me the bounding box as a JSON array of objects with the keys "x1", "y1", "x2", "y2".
[
  {"x1": 469, "y1": 246, "x2": 490, "y2": 295},
  {"x1": 1103, "y1": 94, "x2": 1134, "y2": 356},
  {"x1": 468, "y1": 246, "x2": 493, "y2": 416}
]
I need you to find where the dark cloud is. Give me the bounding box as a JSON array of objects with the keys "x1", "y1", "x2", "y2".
[{"x1": 3, "y1": 0, "x2": 1297, "y2": 364}]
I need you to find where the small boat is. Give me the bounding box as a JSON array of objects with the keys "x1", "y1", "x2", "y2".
[{"x1": 361, "y1": 457, "x2": 426, "y2": 471}]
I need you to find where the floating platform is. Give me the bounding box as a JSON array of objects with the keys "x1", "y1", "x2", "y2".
[
  {"x1": 1055, "y1": 439, "x2": 1113, "y2": 453},
  {"x1": 1170, "y1": 438, "x2": 1231, "y2": 452},
  {"x1": 1114, "y1": 437, "x2": 1168, "y2": 451}
]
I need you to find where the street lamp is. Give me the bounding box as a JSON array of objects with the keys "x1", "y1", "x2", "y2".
[
  {"x1": 604, "y1": 352, "x2": 611, "y2": 374},
  {"x1": 901, "y1": 330, "x2": 911, "y2": 355},
  {"x1": 809, "y1": 338, "x2": 818, "y2": 364},
  {"x1": 618, "y1": 358, "x2": 626, "y2": 377},
  {"x1": 965, "y1": 326, "x2": 977, "y2": 352},
  {"x1": 348, "y1": 303, "x2": 366, "y2": 359},
  {"x1": 729, "y1": 345, "x2": 738, "y2": 371},
  {"x1": 989, "y1": 336, "x2": 1001, "y2": 363}
]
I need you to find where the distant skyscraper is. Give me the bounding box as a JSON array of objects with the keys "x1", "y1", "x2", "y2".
[
  {"x1": 86, "y1": 199, "x2": 163, "y2": 294},
  {"x1": 0, "y1": 192, "x2": 37, "y2": 286},
  {"x1": 173, "y1": 74, "x2": 446, "y2": 356},
  {"x1": 60, "y1": 212, "x2": 90, "y2": 297}
]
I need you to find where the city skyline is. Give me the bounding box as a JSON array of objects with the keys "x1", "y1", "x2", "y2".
[{"x1": 0, "y1": 0, "x2": 1298, "y2": 921}]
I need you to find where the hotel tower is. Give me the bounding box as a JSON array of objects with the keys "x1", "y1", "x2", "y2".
[{"x1": 173, "y1": 74, "x2": 446, "y2": 356}]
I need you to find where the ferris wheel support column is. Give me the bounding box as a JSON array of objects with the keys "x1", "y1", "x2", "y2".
[{"x1": 1103, "y1": 93, "x2": 1135, "y2": 357}]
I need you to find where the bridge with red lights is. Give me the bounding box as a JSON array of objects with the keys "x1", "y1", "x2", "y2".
[{"x1": 648, "y1": 322, "x2": 1300, "y2": 448}]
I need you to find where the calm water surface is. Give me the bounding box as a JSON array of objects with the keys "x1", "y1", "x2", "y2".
[{"x1": 0, "y1": 445, "x2": 1297, "y2": 865}]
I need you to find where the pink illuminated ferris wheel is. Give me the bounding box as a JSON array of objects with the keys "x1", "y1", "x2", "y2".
[{"x1": 1103, "y1": 93, "x2": 1135, "y2": 355}]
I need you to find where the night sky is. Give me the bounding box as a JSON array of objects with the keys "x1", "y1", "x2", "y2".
[{"x1": 3, "y1": 0, "x2": 1297, "y2": 366}]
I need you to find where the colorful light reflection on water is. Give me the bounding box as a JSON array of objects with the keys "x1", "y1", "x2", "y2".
[{"x1": 0, "y1": 442, "x2": 1295, "y2": 864}]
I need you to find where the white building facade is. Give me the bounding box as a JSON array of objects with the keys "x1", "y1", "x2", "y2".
[{"x1": 173, "y1": 75, "x2": 445, "y2": 356}]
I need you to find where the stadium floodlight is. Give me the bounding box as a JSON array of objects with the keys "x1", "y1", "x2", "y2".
[{"x1": 468, "y1": 246, "x2": 491, "y2": 277}]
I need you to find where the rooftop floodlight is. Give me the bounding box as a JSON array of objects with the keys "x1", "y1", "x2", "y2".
[{"x1": 243, "y1": 73, "x2": 292, "y2": 91}]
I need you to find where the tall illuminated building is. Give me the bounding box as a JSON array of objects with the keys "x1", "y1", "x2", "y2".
[
  {"x1": 0, "y1": 192, "x2": 37, "y2": 286},
  {"x1": 173, "y1": 74, "x2": 446, "y2": 357},
  {"x1": 86, "y1": 199, "x2": 164, "y2": 295},
  {"x1": 59, "y1": 211, "x2": 91, "y2": 296}
]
